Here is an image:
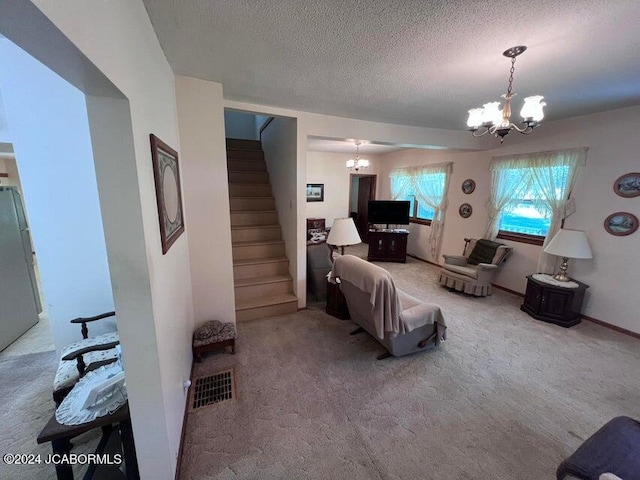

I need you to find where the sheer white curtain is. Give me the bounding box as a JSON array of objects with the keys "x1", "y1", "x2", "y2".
[
  {"x1": 389, "y1": 168, "x2": 413, "y2": 200},
  {"x1": 530, "y1": 148, "x2": 587, "y2": 272},
  {"x1": 413, "y1": 163, "x2": 452, "y2": 260},
  {"x1": 388, "y1": 163, "x2": 452, "y2": 261},
  {"x1": 486, "y1": 148, "x2": 588, "y2": 270},
  {"x1": 484, "y1": 159, "x2": 532, "y2": 240}
]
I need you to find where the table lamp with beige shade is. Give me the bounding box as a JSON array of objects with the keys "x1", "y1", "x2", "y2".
[
  {"x1": 326, "y1": 218, "x2": 361, "y2": 256},
  {"x1": 543, "y1": 229, "x2": 593, "y2": 281}
]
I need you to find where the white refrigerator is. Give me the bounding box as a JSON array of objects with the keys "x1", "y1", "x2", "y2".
[{"x1": 0, "y1": 186, "x2": 41, "y2": 351}]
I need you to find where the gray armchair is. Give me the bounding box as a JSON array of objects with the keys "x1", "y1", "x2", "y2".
[{"x1": 438, "y1": 238, "x2": 512, "y2": 297}]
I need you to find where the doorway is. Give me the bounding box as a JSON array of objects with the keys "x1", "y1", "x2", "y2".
[{"x1": 348, "y1": 174, "x2": 377, "y2": 242}]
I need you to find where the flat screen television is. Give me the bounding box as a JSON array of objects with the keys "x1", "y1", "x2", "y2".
[{"x1": 368, "y1": 200, "x2": 410, "y2": 226}]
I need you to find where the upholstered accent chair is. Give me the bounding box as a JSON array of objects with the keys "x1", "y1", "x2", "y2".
[
  {"x1": 438, "y1": 238, "x2": 512, "y2": 297},
  {"x1": 53, "y1": 312, "x2": 119, "y2": 406}
]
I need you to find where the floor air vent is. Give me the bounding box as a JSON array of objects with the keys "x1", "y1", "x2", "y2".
[{"x1": 191, "y1": 369, "x2": 235, "y2": 410}]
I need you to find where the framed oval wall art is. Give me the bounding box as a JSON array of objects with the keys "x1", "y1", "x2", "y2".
[
  {"x1": 461, "y1": 179, "x2": 476, "y2": 195},
  {"x1": 459, "y1": 203, "x2": 472, "y2": 218},
  {"x1": 604, "y1": 212, "x2": 638, "y2": 236},
  {"x1": 613, "y1": 172, "x2": 640, "y2": 198}
]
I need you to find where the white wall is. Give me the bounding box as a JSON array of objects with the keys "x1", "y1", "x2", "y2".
[
  {"x1": 1, "y1": 1, "x2": 195, "y2": 477},
  {"x1": 377, "y1": 105, "x2": 640, "y2": 334},
  {"x1": 0, "y1": 38, "x2": 116, "y2": 349},
  {"x1": 306, "y1": 151, "x2": 381, "y2": 228},
  {"x1": 176, "y1": 76, "x2": 236, "y2": 327},
  {"x1": 224, "y1": 109, "x2": 258, "y2": 140},
  {"x1": 262, "y1": 117, "x2": 300, "y2": 302}
]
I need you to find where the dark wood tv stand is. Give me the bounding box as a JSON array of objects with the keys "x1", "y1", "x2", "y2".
[{"x1": 367, "y1": 229, "x2": 408, "y2": 263}]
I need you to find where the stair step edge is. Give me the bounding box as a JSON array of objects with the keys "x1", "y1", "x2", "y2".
[
  {"x1": 232, "y1": 240, "x2": 285, "y2": 247},
  {"x1": 234, "y1": 275, "x2": 292, "y2": 287},
  {"x1": 235, "y1": 294, "x2": 298, "y2": 311},
  {"x1": 233, "y1": 256, "x2": 288, "y2": 266}
]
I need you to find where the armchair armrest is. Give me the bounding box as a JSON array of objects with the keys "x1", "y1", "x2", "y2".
[
  {"x1": 442, "y1": 255, "x2": 468, "y2": 266},
  {"x1": 61, "y1": 340, "x2": 120, "y2": 378},
  {"x1": 476, "y1": 263, "x2": 498, "y2": 270},
  {"x1": 70, "y1": 311, "x2": 115, "y2": 339}
]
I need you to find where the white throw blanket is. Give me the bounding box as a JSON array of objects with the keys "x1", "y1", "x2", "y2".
[{"x1": 332, "y1": 255, "x2": 446, "y2": 340}]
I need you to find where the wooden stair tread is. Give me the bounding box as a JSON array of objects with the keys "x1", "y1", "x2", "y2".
[
  {"x1": 231, "y1": 209, "x2": 277, "y2": 214},
  {"x1": 232, "y1": 240, "x2": 284, "y2": 247},
  {"x1": 234, "y1": 274, "x2": 291, "y2": 287},
  {"x1": 231, "y1": 225, "x2": 280, "y2": 230},
  {"x1": 235, "y1": 293, "x2": 298, "y2": 311},
  {"x1": 233, "y1": 256, "x2": 288, "y2": 266}
]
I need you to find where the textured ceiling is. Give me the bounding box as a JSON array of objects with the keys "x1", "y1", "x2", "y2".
[
  {"x1": 307, "y1": 138, "x2": 404, "y2": 154},
  {"x1": 143, "y1": 0, "x2": 640, "y2": 130}
]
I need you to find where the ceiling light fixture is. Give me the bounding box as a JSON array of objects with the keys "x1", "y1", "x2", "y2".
[
  {"x1": 346, "y1": 141, "x2": 369, "y2": 171},
  {"x1": 467, "y1": 46, "x2": 546, "y2": 143}
]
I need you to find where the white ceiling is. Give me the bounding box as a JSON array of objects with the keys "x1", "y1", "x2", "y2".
[
  {"x1": 307, "y1": 138, "x2": 403, "y2": 154},
  {"x1": 143, "y1": 0, "x2": 640, "y2": 130}
]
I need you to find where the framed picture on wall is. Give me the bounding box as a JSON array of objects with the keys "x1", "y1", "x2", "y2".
[
  {"x1": 150, "y1": 134, "x2": 185, "y2": 254},
  {"x1": 306, "y1": 184, "x2": 324, "y2": 202},
  {"x1": 613, "y1": 172, "x2": 640, "y2": 198},
  {"x1": 604, "y1": 212, "x2": 638, "y2": 236},
  {"x1": 461, "y1": 179, "x2": 476, "y2": 194}
]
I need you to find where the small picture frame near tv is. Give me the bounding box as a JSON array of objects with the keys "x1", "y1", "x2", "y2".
[{"x1": 368, "y1": 200, "x2": 410, "y2": 226}]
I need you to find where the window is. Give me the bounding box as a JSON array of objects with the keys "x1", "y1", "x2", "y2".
[
  {"x1": 498, "y1": 165, "x2": 571, "y2": 239},
  {"x1": 391, "y1": 170, "x2": 446, "y2": 225},
  {"x1": 488, "y1": 149, "x2": 586, "y2": 246},
  {"x1": 389, "y1": 162, "x2": 452, "y2": 261}
]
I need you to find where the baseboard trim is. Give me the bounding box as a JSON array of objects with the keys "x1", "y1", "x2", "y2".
[
  {"x1": 581, "y1": 314, "x2": 640, "y2": 340},
  {"x1": 175, "y1": 358, "x2": 195, "y2": 480},
  {"x1": 406, "y1": 253, "x2": 440, "y2": 267},
  {"x1": 492, "y1": 283, "x2": 524, "y2": 297}
]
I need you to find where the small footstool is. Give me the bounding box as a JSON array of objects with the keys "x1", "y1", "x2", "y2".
[
  {"x1": 192, "y1": 320, "x2": 236, "y2": 362},
  {"x1": 557, "y1": 416, "x2": 640, "y2": 480}
]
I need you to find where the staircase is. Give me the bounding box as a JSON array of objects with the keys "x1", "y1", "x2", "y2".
[{"x1": 227, "y1": 138, "x2": 298, "y2": 321}]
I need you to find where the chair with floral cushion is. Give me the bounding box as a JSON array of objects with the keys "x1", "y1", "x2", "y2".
[
  {"x1": 438, "y1": 238, "x2": 512, "y2": 297},
  {"x1": 53, "y1": 311, "x2": 120, "y2": 406}
]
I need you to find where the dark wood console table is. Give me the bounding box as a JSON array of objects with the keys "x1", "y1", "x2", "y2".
[
  {"x1": 521, "y1": 274, "x2": 589, "y2": 327},
  {"x1": 367, "y1": 230, "x2": 408, "y2": 263}
]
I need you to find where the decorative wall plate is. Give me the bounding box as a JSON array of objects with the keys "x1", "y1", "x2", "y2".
[
  {"x1": 604, "y1": 212, "x2": 638, "y2": 236},
  {"x1": 150, "y1": 134, "x2": 185, "y2": 254},
  {"x1": 613, "y1": 172, "x2": 640, "y2": 198},
  {"x1": 461, "y1": 179, "x2": 476, "y2": 195},
  {"x1": 459, "y1": 203, "x2": 472, "y2": 218}
]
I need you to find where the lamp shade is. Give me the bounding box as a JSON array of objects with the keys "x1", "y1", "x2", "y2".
[
  {"x1": 327, "y1": 218, "x2": 361, "y2": 247},
  {"x1": 543, "y1": 229, "x2": 592, "y2": 259}
]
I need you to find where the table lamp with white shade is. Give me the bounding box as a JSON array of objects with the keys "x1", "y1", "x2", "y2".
[
  {"x1": 543, "y1": 229, "x2": 593, "y2": 282},
  {"x1": 326, "y1": 218, "x2": 361, "y2": 255}
]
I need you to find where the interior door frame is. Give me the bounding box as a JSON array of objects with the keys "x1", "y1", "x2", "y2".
[
  {"x1": 349, "y1": 174, "x2": 377, "y2": 242},
  {"x1": 348, "y1": 173, "x2": 377, "y2": 215}
]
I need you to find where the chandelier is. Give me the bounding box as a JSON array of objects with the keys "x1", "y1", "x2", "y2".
[
  {"x1": 346, "y1": 141, "x2": 369, "y2": 171},
  {"x1": 467, "y1": 46, "x2": 546, "y2": 143}
]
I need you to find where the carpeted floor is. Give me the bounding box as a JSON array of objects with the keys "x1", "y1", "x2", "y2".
[
  {"x1": 180, "y1": 249, "x2": 640, "y2": 480},
  {"x1": 0, "y1": 350, "x2": 102, "y2": 479}
]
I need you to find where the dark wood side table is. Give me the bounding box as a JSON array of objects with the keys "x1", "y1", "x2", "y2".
[
  {"x1": 37, "y1": 403, "x2": 139, "y2": 480},
  {"x1": 520, "y1": 274, "x2": 589, "y2": 327},
  {"x1": 367, "y1": 230, "x2": 408, "y2": 263},
  {"x1": 326, "y1": 280, "x2": 350, "y2": 320}
]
